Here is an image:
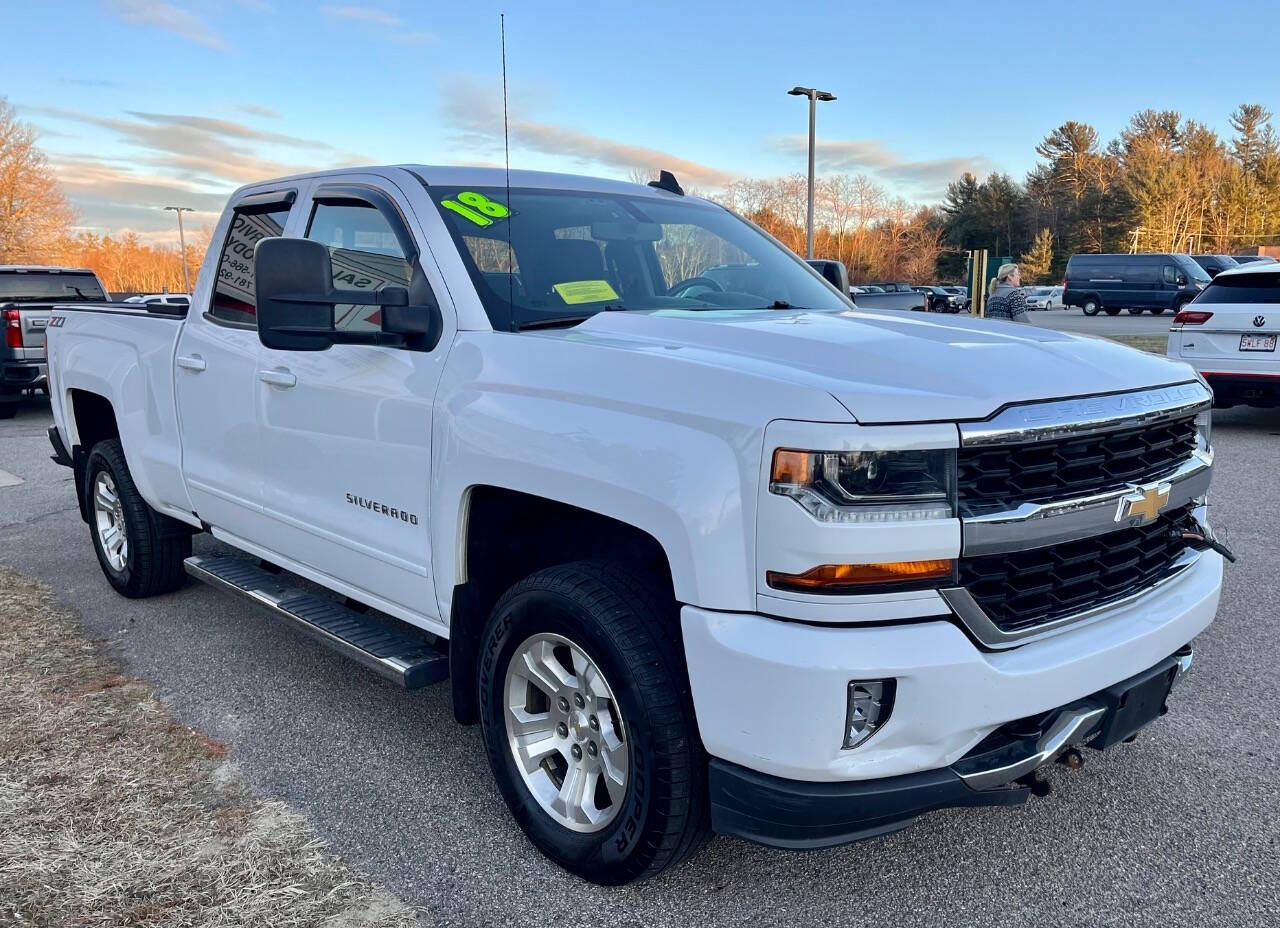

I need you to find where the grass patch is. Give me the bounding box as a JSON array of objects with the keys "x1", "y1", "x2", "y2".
[
  {"x1": 1107, "y1": 334, "x2": 1169, "y2": 355},
  {"x1": 0, "y1": 568, "x2": 427, "y2": 928}
]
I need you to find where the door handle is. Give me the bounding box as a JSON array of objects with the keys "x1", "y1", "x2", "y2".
[
  {"x1": 176, "y1": 354, "x2": 206, "y2": 372},
  {"x1": 258, "y1": 369, "x2": 297, "y2": 388}
]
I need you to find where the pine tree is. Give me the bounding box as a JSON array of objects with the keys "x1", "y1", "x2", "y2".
[{"x1": 1019, "y1": 228, "x2": 1055, "y2": 283}]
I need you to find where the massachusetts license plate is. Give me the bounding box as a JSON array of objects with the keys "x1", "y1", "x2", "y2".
[{"x1": 1240, "y1": 333, "x2": 1277, "y2": 351}]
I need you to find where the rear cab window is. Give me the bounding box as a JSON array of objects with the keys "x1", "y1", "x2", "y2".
[{"x1": 0, "y1": 271, "x2": 107, "y2": 302}]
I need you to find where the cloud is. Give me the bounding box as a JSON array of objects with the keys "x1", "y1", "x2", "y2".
[
  {"x1": 322, "y1": 4, "x2": 400, "y2": 25},
  {"x1": 105, "y1": 0, "x2": 226, "y2": 50},
  {"x1": 29, "y1": 106, "x2": 373, "y2": 236},
  {"x1": 772, "y1": 135, "x2": 994, "y2": 197},
  {"x1": 320, "y1": 5, "x2": 436, "y2": 43},
  {"x1": 58, "y1": 77, "x2": 125, "y2": 89},
  {"x1": 440, "y1": 78, "x2": 734, "y2": 189},
  {"x1": 237, "y1": 103, "x2": 281, "y2": 120}
]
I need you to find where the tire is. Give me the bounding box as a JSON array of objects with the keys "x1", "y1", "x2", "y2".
[
  {"x1": 0, "y1": 401, "x2": 16, "y2": 420},
  {"x1": 85, "y1": 438, "x2": 191, "y2": 598},
  {"x1": 1150, "y1": 306, "x2": 1166, "y2": 316},
  {"x1": 1082, "y1": 299, "x2": 1101, "y2": 316},
  {"x1": 1128, "y1": 308, "x2": 1144, "y2": 315},
  {"x1": 1104, "y1": 306, "x2": 1122, "y2": 316},
  {"x1": 478, "y1": 561, "x2": 710, "y2": 885}
]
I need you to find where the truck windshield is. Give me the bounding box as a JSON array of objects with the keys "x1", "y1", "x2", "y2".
[
  {"x1": 424, "y1": 185, "x2": 848, "y2": 330},
  {"x1": 0, "y1": 271, "x2": 107, "y2": 302}
]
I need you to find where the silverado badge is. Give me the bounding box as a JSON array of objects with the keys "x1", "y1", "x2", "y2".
[{"x1": 1116, "y1": 482, "x2": 1171, "y2": 525}]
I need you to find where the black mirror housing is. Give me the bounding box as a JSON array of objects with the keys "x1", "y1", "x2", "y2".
[
  {"x1": 254, "y1": 237, "x2": 444, "y2": 352},
  {"x1": 255, "y1": 237, "x2": 338, "y2": 351}
]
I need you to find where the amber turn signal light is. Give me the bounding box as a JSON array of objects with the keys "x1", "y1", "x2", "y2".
[
  {"x1": 767, "y1": 560, "x2": 954, "y2": 593},
  {"x1": 770, "y1": 449, "x2": 812, "y2": 485}
]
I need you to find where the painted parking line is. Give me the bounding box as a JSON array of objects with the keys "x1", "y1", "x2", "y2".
[{"x1": 0, "y1": 470, "x2": 25, "y2": 488}]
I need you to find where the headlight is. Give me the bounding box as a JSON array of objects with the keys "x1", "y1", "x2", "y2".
[
  {"x1": 1194, "y1": 407, "x2": 1212, "y2": 452},
  {"x1": 770, "y1": 448, "x2": 956, "y2": 522}
]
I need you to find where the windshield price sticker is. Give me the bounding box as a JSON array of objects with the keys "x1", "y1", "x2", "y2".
[
  {"x1": 442, "y1": 191, "x2": 511, "y2": 227},
  {"x1": 553, "y1": 280, "x2": 619, "y2": 304}
]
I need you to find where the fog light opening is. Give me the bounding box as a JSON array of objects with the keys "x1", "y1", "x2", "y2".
[{"x1": 843, "y1": 679, "x2": 895, "y2": 750}]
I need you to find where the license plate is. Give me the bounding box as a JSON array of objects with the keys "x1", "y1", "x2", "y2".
[
  {"x1": 1091, "y1": 661, "x2": 1178, "y2": 749},
  {"x1": 1240, "y1": 333, "x2": 1277, "y2": 351}
]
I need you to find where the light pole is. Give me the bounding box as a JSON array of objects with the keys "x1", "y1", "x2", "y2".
[
  {"x1": 164, "y1": 206, "x2": 195, "y2": 293},
  {"x1": 788, "y1": 86, "x2": 836, "y2": 259}
]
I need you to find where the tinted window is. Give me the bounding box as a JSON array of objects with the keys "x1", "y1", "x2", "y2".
[
  {"x1": 306, "y1": 200, "x2": 413, "y2": 332},
  {"x1": 1162, "y1": 265, "x2": 1180, "y2": 285},
  {"x1": 210, "y1": 203, "x2": 291, "y2": 325},
  {"x1": 1173, "y1": 254, "x2": 1211, "y2": 282},
  {"x1": 1195, "y1": 272, "x2": 1280, "y2": 304},
  {"x1": 0, "y1": 271, "x2": 106, "y2": 302}
]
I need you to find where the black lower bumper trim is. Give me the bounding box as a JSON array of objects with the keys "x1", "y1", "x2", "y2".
[
  {"x1": 710, "y1": 647, "x2": 1189, "y2": 850},
  {"x1": 710, "y1": 761, "x2": 1026, "y2": 849}
]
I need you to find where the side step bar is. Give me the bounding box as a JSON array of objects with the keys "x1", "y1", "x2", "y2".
[{"x1": 184, "y1": 555, "x2": 449, "y2": 689}]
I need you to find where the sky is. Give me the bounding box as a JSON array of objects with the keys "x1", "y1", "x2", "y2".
[{"x1": 4, "y1": 0, "x2": 1277, "y2": 244}]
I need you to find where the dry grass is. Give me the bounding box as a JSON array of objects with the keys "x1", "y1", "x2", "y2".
[
  {"x1": 0, "y1": 568, "x2": 428, "y2": 928},
  {"x1": 1107, "y1": 334, "x2": 1169, "y2": 355}
]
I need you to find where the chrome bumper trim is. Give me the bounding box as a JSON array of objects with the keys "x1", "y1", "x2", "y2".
[
  {"x1": 956, "y1": 705, "x2": 1107, "y2": 791},
  {"x1": 959, "y1": 382, "x2": 1211, "y2": 447},
  {"x1": 940, "y1": 548, "x2": 1202, "y2": 650},
  {"x1": 961, "y1": 450, "x2": 1212, "y2": 556}
]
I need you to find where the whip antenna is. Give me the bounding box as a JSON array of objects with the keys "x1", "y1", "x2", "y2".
[{"x1": 501, "y1": 13, "x2": 515, "y2": 329}]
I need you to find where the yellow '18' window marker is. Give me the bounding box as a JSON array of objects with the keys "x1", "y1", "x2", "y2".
[{"x1": 442, "y1": 191, "x2": 511, "y2": 227}]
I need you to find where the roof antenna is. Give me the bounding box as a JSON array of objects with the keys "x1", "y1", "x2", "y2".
[{"x1": 501, "y1": 13, "x2": 516, "y2": 331}]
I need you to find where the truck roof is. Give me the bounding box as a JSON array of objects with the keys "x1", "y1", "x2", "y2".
[{"x1": 232, "y1": 164, "x2": 702, "y2": 202}]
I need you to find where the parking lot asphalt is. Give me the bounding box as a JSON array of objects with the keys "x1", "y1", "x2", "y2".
[
  {"x1": 1030, "y1": 308, "x2": 1176, "y2": 337},
  {"x1": 2, "y1": 392, "x2": 1278, "y2": 928}
]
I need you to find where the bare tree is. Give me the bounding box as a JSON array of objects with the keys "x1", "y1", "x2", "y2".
[{"x1": 0, "y1": 98, "x2": 74, "y2": 263}]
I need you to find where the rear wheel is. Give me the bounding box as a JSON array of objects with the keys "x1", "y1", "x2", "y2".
[
  {"x1": 1104, "y1": 306, "x2": 1122, "y2": 316},
  {"x1": 1082, "y1": 299, "x2": 1101, "y2": 316},
  {"x1": 1128, "y1": 307, "x2": 1145, "y2": 315},
  {"x1": 1150, "y1": 306, "x2": 1166, "y2": 316},
  {"x1": 86, "y1": 439, "x2": 192, "y2": 597},
  {"x1": 478, "y1": 561, "x2": 710, "y2": 885}
]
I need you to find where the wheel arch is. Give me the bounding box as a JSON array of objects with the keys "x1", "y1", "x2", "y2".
[{"x1": 447, "y1": 485, "x2": 681, "y2": 725}]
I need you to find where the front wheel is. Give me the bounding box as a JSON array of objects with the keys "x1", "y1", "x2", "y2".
[
  {"x1": 1150, "y1": 306, "x2": 1166, "y2": 316},
  {"x1": 1128, "y1": 307, "x2": 1145, "y2": 315},
  {"x1": 86, "y1": 439, "x2": 192, "y2": 597},
  {"x1": 1082, "y1": 299, "x2": 1101, "y2": 316},
  {"x1": 1104, "y1": 306, "x2": 1122, "y2": 316},
  {"x1": 478, "y1": 561, "x2": 710, "y2": 884}
]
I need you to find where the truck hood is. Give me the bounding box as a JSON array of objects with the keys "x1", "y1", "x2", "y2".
[{"x1": 551, "y1": 308, "x2": 1197, "y2": 423}]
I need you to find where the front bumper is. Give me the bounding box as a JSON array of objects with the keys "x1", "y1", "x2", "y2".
[
  {"x1": 709, "y1": 647, "x2": 1193, "y2": 848},
  {"x1": 682, "y1": 548, "x2": 1221, "y2": 783}
]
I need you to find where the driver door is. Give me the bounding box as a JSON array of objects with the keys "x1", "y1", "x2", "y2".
[{"x1": 253, "y1": 174, "x2": 455, "y2": 623}]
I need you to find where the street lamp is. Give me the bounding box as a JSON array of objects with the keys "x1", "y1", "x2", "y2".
[
  {"x1": 164, "y1": 206, "x2": 195, "y2": 293},
  {"x1": 788, "y1": 86, "x2": 836, "y2": 259}
]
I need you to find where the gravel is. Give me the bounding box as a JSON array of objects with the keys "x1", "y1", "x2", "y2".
[{"x1": 2, "y1": 402, "x2": 1277, "y2": 927}]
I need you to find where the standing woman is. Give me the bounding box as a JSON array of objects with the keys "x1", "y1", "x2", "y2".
[{"x1": 984, "y1": 263, "x2": 1031, "y2": 323}]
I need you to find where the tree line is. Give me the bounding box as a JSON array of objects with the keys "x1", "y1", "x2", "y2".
[{"x1": 5, "y1": 94, "x2": 1279, "y2": 294}]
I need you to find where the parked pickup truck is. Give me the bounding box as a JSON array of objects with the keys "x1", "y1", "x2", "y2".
[
  {"x1": 46, "y1": 166, "x2": 1225, "y2": 885},
  {"x1": 2, "y1": 265, "x2": 109, "y2": 417}
]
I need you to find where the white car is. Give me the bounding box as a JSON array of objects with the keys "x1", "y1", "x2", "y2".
[
  {"x1": 1168, "y1": 264, "x2": 1280, "y2": 408},
  {"x1": 45, "y1": 165, "x2": 1223, "y2": 884},
  {"x1": 1026, "y1": 286, "x2": 1063, "y2": 310}
]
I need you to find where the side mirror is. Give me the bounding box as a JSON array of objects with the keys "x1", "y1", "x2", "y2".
[
  {"x1": 254, "y1": 237, "x2": 443, "y2": 351},
  {"x1": 805, "y1": 259, "x2": 849, "y2": 294}
]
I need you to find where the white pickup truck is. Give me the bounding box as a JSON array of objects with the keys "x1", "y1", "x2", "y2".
[{"x1": 46, "y1": 165, "x2": 1227, "y2": 884}]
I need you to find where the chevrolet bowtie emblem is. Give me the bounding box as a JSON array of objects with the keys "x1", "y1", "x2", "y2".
[{"x1": 1116, "y1": 482, "x2": 1171, "y2": 525}]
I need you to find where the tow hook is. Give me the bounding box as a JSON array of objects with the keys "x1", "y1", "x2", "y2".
[{"x1": 1057, "y1": 747, "x2": 1085, "y2": 770}]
